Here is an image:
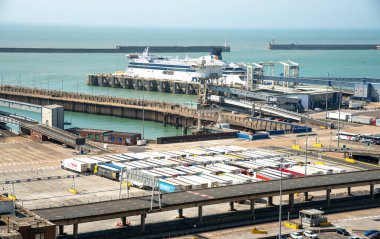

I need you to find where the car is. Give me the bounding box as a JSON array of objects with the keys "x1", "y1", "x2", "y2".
[
  {"x1": 369, "y1": 232, "x2": 380, "y2": 239},
  {"x1": 276, "y1": 235, "x2": 287, "y2": 239},
  {"x1": 365, "y1": 230, "x2": 380, "y2": 237},
  {"x1": 290, "y1": 232, "x2": 303, "y2": 239},
  {"x1": 349, "y1": 235, "x2": 364, "y2": 239},
  {"x1": 303, "y1": 230, "x2": 318, "y2": 238},
  {"x1": 337, "y1": 228, "x2": 350, "y2": 236}
]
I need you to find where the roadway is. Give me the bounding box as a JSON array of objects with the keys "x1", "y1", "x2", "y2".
[{"x1": 33, "y1": 170, "x2": 380, "y2": 225}]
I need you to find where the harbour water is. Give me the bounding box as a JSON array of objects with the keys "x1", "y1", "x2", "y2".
[{"x1": 1, "y1": 24, "x2": 379, "y2": 138}]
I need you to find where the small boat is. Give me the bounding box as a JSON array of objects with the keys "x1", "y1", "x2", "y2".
[{"x1": 64, "y1": 120, "x2": 72, "y2": 125}]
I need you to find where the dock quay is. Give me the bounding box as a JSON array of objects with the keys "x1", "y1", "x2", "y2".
[
  {"x1": 0, "y1": 85, "x2": 298, "y2": 132},
  {"x1": 87, "y1": 74, "x2": 200, "y2": 95},
  {"x1": 0, "y1": 45, "x2": 231, "y2": 53},
  {"x1": 268, "y1": 43, "x2": 380, "y2": 50}
]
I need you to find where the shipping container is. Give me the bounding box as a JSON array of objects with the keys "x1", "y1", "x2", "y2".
[
  {"x1": 327, "y1": 112, "x2": 355, "y2": 121},
  {"x1": 61, "y1": 158, "x2": 87, "y2": 173},
  {"x1": 158, "y1": 179, "x2": 183, "y2": 193}
]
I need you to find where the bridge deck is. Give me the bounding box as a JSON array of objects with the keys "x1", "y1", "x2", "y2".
[{"x1": 33, "y1": 170, "x2": 380, "y2": 225}]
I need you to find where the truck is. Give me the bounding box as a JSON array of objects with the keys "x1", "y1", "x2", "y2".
[
  {"x1": 61, "y1": 158, "x2": 87, "y2": 173},
  {"x1": 327, "y1": 112, "x2": 354, "y2": 121},
  {"x1": 349, "y1": 115, "x2": 374, "y2": 125},
  {"x1": 348, "y1": 101, "x2": 364, "y2": 109}
]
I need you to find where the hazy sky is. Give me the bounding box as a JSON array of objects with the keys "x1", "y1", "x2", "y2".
[{"x1": 0, "y1": 0, "x2": 379, "y2": 29}]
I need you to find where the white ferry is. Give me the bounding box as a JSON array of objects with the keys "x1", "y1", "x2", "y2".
[{"x1": 115, "y1": 48, "x2": 247, "y2": 85}]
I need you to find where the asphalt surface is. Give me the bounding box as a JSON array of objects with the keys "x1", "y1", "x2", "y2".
[{"x1": 33, "y1": 170, "x2": 380, "y2": 223}]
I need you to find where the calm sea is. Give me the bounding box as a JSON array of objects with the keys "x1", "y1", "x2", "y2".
[{"x1": 0, "y1": 24, "x2": 379, "y2": 138}]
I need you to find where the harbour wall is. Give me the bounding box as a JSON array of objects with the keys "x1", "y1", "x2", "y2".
[
  {"x1": 0, "y1": 46, "x2": 231, "y2": 53},
  {"x1": 0, "y1": 85, "x2": 294, "y2": 132},
  {"x1": 268, "y1": 43, "x2": 380, "y2": 50}
]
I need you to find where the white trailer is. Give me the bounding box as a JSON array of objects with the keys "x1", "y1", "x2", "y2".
[{"x1": 61, "y1": 158, "x2": 87, "y2": 173}]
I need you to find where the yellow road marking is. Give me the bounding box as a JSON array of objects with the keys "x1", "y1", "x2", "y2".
[
  {"x1": 275, "y1": 149, "x2": 364, "y2": 171},
  {"x1": 321, "y1": 153, "x2": 380, "y2": 169}
]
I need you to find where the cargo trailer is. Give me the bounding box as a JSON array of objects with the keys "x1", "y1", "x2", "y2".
[
  {"x1": 73, "y1": 158, "x2": 99, "y2": 172},
  {"x1": 159, "y1": 179, "x2": 183, "y2": 193},
  {"x1": 349, "y1": 115, "x2": 374, "y2": 125},
  {"x1": 61, "y1": 158, "x2": 88, "y2": 173},
  {"x1": 97, "y1": 165, "x2": 120, "y2": 180},
  {"x1": 174, "y1": 177, "x2": 203, "y2": 190}
]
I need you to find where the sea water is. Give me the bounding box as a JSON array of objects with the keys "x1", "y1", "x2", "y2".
[{"x1": 0, "y1": 24, "x2": 379, "y2": 138}]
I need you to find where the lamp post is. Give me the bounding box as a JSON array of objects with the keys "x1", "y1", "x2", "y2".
[
  {"x1": 305, "y1": 94, "x2": 309, "y2": 176},
  {"x1": 337, "y1": 85, "x2": 342, "y2": 149},
  {"x1": 142, "y1": 79, "x2": 145, "y2": 140},
  {"x1": 278, "y1": 157, "x2": 284, "y2": 238}
]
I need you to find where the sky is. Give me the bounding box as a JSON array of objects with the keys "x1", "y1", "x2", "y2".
[{"x1": 0, "y1": 0, "x2": 379, "y2": 29}]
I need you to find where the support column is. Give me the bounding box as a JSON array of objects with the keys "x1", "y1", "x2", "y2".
[
  {"x1": 304, "y1": 192, "x2": 309, "y2": 201},
  {"x1": 141, "y1": 214, "x2": 146, "y2": 232},
  {"x1": 347, "y1": 187, "x2": 352, "y2": 196},
  {"x1": 267, "y1": 196, "x2": 273, "y2": 206},
  {"x1": 178, "y1": 208, "x2": 184, "y2": 218},
  {"x1": 73, "y1": 224, "x2": 78, "y2": 239},
  {"x1": 326, "y1": 189, "x2": 331, "y2": 206},
  {"x1": 58, "y1": 225, "x2": 64, "y2": 235},
  {"x1": 370, "y1": 184, "x2": 374, "y2": 200},
  {"x1": 229, "y1": 201, "x2": 235, "y2": 211},
  {"x1": 289, "y1": 193, "x2": 294, "y2": 210},
  {"x1": 121, "y1": 217, "x2": 127, "y2": 226},
  {"x1": 250, "y1": 200, "x2": 255, "y2": 215},
  {"x1": 198, "y1": 206, "x2": 203, "y2": 224}
]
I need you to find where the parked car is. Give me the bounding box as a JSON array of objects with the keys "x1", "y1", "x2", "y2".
[
  {"x1": 365, "y1": 230, "x2": 380, "y2": 237},
  {"x1": 304, "y1": 230, "x2": 318, "y2": 239},
  {"x1": 290, "y1": 232, "x2": 303, "y2": 239},
  {"x1": 368, "y1": 232, "x2": 380, "y2": 239},
  {"x1": 349, "y1": 235, "x2": 364, "y2": 239},
  {"x1": 276, "y1": 235, "x2": 287, "y2": 239},
  {"x1": 337, "y1": 228, "x2": 350, "y2": 236}
]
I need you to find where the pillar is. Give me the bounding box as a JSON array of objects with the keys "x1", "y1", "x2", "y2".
[
  {"x1": 304, "y1": 192, "x2": 309, "y2": 201},
  {"x1": 326, "y1": 189, "x2": 331, "y2": 206},
  {"x1": 289, "y1": 193, "x2": 294, "y2": 210},
  {"x1": 229, "y1": 201, "x2": 235, "y2": 211},
  {"x1": 347, "y1": 187, "x2": 351, "y2": 196},
  {"x1": 141, "y1": 214, "x2": 146, "y2": 232},
  {"x1": 58, "y1": 225, "x2": 64, "y2": 235},
  {"x1": 267, "y1": 196, "x2": 273, "y2": 206},
  {"x1": 121, "y1": 217, "x2": 127, "y2": 226},
  {"x1": 73, "y1": 224, "x2": 78, "y2": 239},
  {"x1": 178, "y1": 208, "x2": 184, "y2": 218},
  {"x1": 198, "y1": 206, "x2": 203, "y2": 224},
  {"x1": 370, "y1": 184, "x2": 374, "y2": 200},
  {"x1": 250, "y1": 200, "x2": 255, "y2": 215}
]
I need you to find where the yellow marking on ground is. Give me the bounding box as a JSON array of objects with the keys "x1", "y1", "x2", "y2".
[
  {"x1": 275, "y1": 149, "x2": 365, "y2": 171},
  {"x1": 321, "y1": 153, "x2": 380, "y2": 169}
]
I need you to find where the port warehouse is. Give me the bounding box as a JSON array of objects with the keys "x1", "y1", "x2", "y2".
[
  {"x1": 66, "y1": 128, "x2": 141, "y2": 146},
  {"x1": 61, "y1": 146, "x2": 347, "y2": 193}
]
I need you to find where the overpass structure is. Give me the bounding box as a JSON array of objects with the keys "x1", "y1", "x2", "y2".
[
  {"x1": 33, "y1": 170, "x2": 380, "y2": 236},
  {"x1": 0, "y1": 111, "x2": 104, "y2": 153},
  {"x1": 0, "y1": 98, "x2": 42, "y2": 113}
]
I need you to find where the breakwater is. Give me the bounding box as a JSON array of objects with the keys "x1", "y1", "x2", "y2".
[
  {"x1": 0, "y1": 85, "x2": 294, "y2": 132},
  {"x1": 0, "y1": 46, "x2": 230, "y2": 53},
  {"x1": 268, "y1": 43, "x2": 380, "y2": 50}
]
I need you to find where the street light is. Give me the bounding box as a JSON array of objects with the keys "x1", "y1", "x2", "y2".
[{"x1": 278, "y1": 157, "x2": 284, "y2": 238}]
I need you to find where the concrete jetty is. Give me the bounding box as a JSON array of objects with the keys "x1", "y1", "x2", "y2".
[
  {"x1": 0, "y1": 85, "x2": 294, "y2": 132},
  {"x1": 87, "y1": 74, "x2": 200, "y2": 95},
  {"x1": 0, "y1": 45, "x2": 231, "y2": 53}
]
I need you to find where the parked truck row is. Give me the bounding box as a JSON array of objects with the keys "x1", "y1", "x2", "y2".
[
  {"x1": 61, "y1": 145, "x2": 346, "y2": 193},
  {"x1": 327, "y1": 111, "x2": 380, "y2": 126}
]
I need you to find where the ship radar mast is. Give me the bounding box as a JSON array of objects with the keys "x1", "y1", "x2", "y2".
[{"x1": 143, "y1": 47, "x2": 149, "y2": 56}]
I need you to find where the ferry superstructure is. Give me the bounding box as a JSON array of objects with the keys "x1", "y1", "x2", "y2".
[{"x1": 115, "y1": 48, "x2": 247, "y2": 85}]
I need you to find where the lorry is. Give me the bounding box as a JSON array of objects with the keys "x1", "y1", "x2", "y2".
[
  {"x1": 61, "y1": 158, "x2": 87, "y2": 173},
  {"x1": 327, "y1": 112, "x2": 355, "y2": 121},
  {"x1": 348, "y1": 101, "x2": 364, "y2": 109}
]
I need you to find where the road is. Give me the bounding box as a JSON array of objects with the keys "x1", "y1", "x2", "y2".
[{"x1": 33, "y1": 170, "x2": 380, "y2": 225}]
